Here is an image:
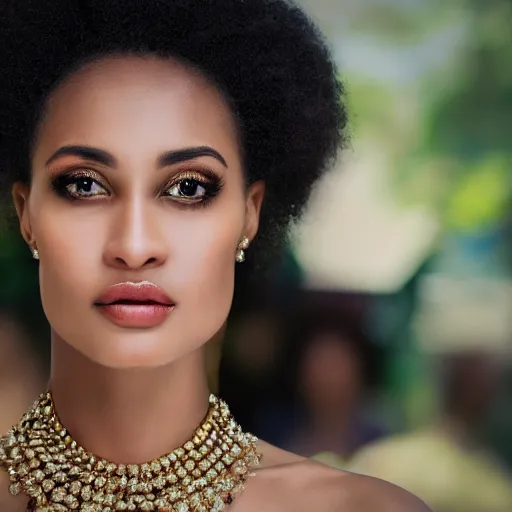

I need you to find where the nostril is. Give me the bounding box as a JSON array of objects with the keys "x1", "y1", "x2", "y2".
[{"x1": 107, "y1": 254, "x2": 163, "y2": 269}]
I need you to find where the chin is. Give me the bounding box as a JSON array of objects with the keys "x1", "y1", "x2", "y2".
[
  {"x1": 109, "y1": 343, "x2": 187, "y2": 370},
  {"x1": 70, "y1": 330, "x2": 191, "y2": 370},
  {"x1": 59, "y1": 330, "x2": 178, "y2": 370}
]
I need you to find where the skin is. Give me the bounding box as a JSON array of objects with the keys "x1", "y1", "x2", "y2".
[{"x1": 2, "y1": 55, "x2": 430, "y2": 511}]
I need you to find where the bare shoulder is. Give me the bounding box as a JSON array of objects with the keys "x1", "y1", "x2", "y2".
[
  {"x1": 0, "y1": 469, "x2": 28, "y2": 512},
  {"x1": 248, "y1": 441, "x2": 431, "y2": 512},
  {"x1": 329, "y1": 470, "x2": 432, "y2": 512}
]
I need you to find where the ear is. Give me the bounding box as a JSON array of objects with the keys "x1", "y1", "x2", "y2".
[
  {"x1": 11, "y1": 182, "x2": 34, "y2": 246},
  {"x1": 244, "y1": 180, "x2": 265, "y2": 242}
]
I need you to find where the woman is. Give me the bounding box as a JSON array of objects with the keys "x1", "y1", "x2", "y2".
[
  {"x1": 284, "y1": 318, "x2": 386, "y2": 462},
  {"x1": 0, "y1": 1, "x2": 430, "y2": 510}
]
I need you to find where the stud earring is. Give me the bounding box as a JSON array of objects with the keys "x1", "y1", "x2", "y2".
[
  {"x1": 235, "y1": 236, "x2": 250, "y2": 263},
  {"x1": 31, "y1": 245, "x2": 39, "y2": 260}
]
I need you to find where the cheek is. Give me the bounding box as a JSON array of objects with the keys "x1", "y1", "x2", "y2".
[
  {"x1": 168, "y1": 210, "x2": 242, "y2": 315},
  {"x1": 34, "y1": 206, "x2": 106, "y2": 316},
  {"x1": 156, "y1": 201, "x2": 245, "y2": 356}
]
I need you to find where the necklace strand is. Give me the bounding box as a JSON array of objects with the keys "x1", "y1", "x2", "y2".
[{"x1": 0, "y1": 392, "x2": 261, "y2": 511}]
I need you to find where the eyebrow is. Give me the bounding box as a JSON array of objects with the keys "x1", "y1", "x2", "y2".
[
  {"x1": 45, "y1": 145, "x2": 115, "y2": 167},
  {"x1": 45, "y1": 145, "x2": 228, "y2": 168},
  {"x1": 158, "y1": 146, "x2": 228, "y2": 168}
]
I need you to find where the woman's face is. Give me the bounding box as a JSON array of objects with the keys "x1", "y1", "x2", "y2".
[
  {"x1": 300, "y1": 332, "x2": 362, "y2": 411},
  {"x1": 12, "y1": 56, "x2": 264, "y2": 369}
]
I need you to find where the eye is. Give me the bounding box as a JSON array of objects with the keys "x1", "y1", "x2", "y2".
[
  {"x1": 65, "y1": 177, "x2": 108, "y2": 198},
  {"x1": 52, "y1": 171, "x2": 110, "y2": 201},
  {"x1": 165, "y1": 178, "x2": 209, "y2": 201},
  {"x1": 162, "y1": 170, "x2": 223, "y2": 207}
]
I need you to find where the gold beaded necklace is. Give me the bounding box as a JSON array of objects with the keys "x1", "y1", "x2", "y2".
[{"x1": 0, "y1": 392, "x2": 261, "y2": 511}]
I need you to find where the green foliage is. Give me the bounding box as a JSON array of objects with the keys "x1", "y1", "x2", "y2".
[
  {"x1": 423, "y1": 1, "x2": 512, "y2": 160},
  {"x1": 445, "y1": 155, "x2": 512, "y2": 231},
  {"x1": 391, "y1": 0, "x2": 512, "y2": 231}
]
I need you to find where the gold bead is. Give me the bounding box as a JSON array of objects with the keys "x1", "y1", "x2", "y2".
[
  {"x1": 235, "y1": 236, "x2": 250, "y2": 263},
  {"x1": 0, "y1": 393, "x2": 261, "y2": 510},
  {"x1": 239, "y1": 236, "x2": 250, "y2": 250}
]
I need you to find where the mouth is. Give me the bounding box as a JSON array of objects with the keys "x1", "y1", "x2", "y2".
[
  {"x1": 96, "y1": 299, "x2": 171, "y2": 307},
  {"x1": 94, "y1": 282, "x2": 175, "y2": 328}
]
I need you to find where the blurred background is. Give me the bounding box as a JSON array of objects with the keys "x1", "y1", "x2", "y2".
[{"x1": 1, "y1": 0, "x2": 512, "y2": 510}]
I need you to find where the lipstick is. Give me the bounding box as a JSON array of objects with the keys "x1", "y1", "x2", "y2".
[{"x1": 94, "y1": 281, "x2": 175, "y2": 328}]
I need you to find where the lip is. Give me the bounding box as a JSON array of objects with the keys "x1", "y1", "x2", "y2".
[{"x1": 95, "y1": 281, "x2": 175, "y2": 328}]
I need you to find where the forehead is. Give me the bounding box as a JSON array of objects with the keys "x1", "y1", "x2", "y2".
[{"x1": 33, "y1": 55, "x2": 239, "y2": 164}]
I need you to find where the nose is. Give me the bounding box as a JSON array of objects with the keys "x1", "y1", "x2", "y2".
[{"x1": 103, "y1": 197, "x2": 168, "y2": 270}]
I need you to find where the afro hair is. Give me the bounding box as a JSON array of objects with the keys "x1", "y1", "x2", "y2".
[{"x1": 0, "y1": 0, "x2": 348, "y2": 275}]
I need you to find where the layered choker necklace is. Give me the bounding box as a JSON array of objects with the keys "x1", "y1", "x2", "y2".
[{"x1": 0, "y1": 393, "x2": 261, "y2": 511}]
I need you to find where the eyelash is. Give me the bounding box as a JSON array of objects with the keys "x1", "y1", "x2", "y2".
[{"x1": 51, "y1": 168, "x2": 224, "y2": 208}]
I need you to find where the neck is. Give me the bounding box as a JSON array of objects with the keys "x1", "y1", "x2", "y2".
[{"x1": 50, "y1": 337, "x2": 210, "y2": 465}]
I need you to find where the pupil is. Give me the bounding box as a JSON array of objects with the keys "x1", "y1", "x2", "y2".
[
  {"x1": 77, "y1": 178, "x2": 93, "y2": 193},
  {"x1": 179, "y1": 179, "x2": 198, "y2": 196}
]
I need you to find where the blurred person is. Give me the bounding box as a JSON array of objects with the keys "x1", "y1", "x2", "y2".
[
  {"x1": 0, "y1": 313, "x2": 46, "y2": 434},
  {"x1": 0, "y1": 1, "x2": 430, "y2": 510},
  {"x1": 296, "y1": 327, "x2": 386, "y2": 462},
  {"x1": 300, "y1": 329, "x2": 385, "y2": 463},
  {"x1": 349, "y1": 351, "x2": 512, "y2": 512},
  {"x1": 261, "y1": 315, "x2": 387, "y2": 467}
]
